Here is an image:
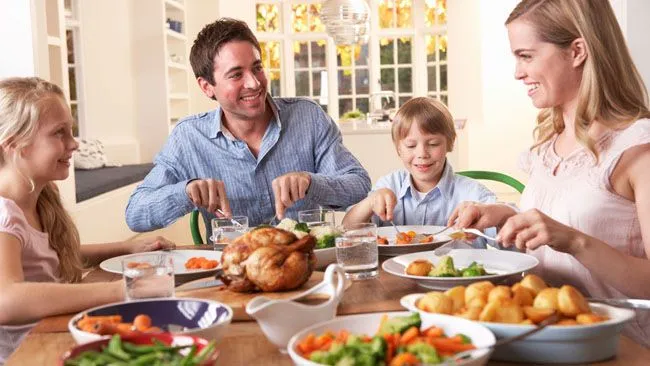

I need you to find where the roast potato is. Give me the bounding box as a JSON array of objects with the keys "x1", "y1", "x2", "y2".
[
  {"x1": 406, "y1": 260, "x2": 434, "y2": 276},
  {"x1": 444, "y1": 286, "x2": 466, "y2": 313},
  {"x1": 558, "y1": 285, "x2": 591, "y2": 317},
  {"x1": 417, "y1": 291, "x2": 453, "y2": 314},
  {"x1": 487, "y1": 285, "x2": 512, "y2": 303},
  {"x1": 520, "y1": 274, "x2": 548, "y2": 296},
  {"x1": 533, "y1": 288, "x2": 560, "y2": 310}
]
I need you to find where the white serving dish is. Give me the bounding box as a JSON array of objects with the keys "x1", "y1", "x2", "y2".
[
  {"x1": 287, "y1": 311, "x2": 495, "y2": 366},
  {"x1": 376, "y1": 225, "x2": 451, "y2": 256},
  {"x1": 401, "y1": 293, "x2": 636, "y2": 364},
  {"x1": 99, "y1": 250, "x2": 222, "y2": 278},
  {"x1": 382, "y1": 249, "x2": 539, "y2": 290}
]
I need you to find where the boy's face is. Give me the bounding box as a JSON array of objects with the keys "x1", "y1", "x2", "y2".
[{"x1": 397, "y1": 123, "x2": 448, "y2": 192}]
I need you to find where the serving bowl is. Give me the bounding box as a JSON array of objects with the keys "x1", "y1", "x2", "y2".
[
  {"x1": 287, "y1": 311, "x2": 495, "y2": 366},
  {"x1": 59, "y1": 333, "x2": 219, "y2": 366},
  {"x1": 68, "y1": 298, "x2": 232, "y2": 344},
  {"x1": 401, "y1": 293, "x2": 636, "y2": 363}
]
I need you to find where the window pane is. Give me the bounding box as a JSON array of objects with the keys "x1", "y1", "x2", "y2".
[
  {"x1": 356, "y1": 98, "x2": 369, "y2": 114},
  {"x1": 291, "y1": 4, "x2": 308, "y2": 32},
  {"x1": 68, "y1": 67, "x2": 77, "y2": 100},
  {"x1": 70, "y1": 103, "x2": 79, "y2": 136},
  {"x1": 397, "y1": 38, "x2": 412, "y2": 64},
  {"x1": 378, "y1": 0, "x2": 395, "y2": 28},
  {"x1": 312, "y1": 71, "x2": 323, "y2": 97},
  {"x1": 398, "y1": 68, "x2": 412, "y2": 93},
  {"x1": 439, "y1": 35, "x2": 447, "y2": 62},
  {"x1": 399, "y1": 96, "x2": 411, "y2": 107},
  {"x1": 295, "y1": 71, "x2": 310, "y2": 96},
  {"x1": 425, "y1": 0, "x2": 447, "y2": 26},
  {"x1": 427, "y1": 66, "x2": 437, "y2": 92},
  {"x1": 380, "y1": 68, "x2": 395, "y2": 92},
  {"x1": 294, "y1": 41, "x2": 308, "y2": 68},
  {"x1": 336, "y1": 46, "x2": 352, "y2": 67},
  {"x1": 440, "y1": 94, "x2": 448, "y2": 105},
  {"x1": 66, "y1": 30, "x2": 74, "y2": 64},
  {"x1": 309, "y1": 4, "x2": 325, "y2": 32},
  {"x1": 256, "y1": 4, "x2": 280, "y2": 32},
  {"x1": 355, "y1": 69, "x2": 369, "y2": 94},
  {"x1": 312, "y1": 41, "x2": 326, "y2": 67},
  {"x1": 440, "y1": 64, "x2": 447, "y2": 91},
  {"x1": 270, "y1": 77, "x2": 281, "y2": 97},
  {"x1": 339, "y1": 98, "x2": 353, "y2": 117},
  {"x1": 426, "y1": 35, "x2": 436, "y2": 62},
  {"x1": 380, "y1": 38, "x2": 394, "y2": 65},
  {"x1": 338, "y1": 69, "x2": 352, "y2": 95},
  {"x1": 261, "y1": 41, "x2": 281, "y2": 69},
  {"x1": 355, "y1": 44, "x2": 369, "y2": 66},
  {"x1": 396, "y1": 0, "x2": 412, "y2": 28}
]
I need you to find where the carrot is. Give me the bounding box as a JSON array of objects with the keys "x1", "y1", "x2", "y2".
[
  {"x1": 389, "y1": 352, "x2": 419, "y2": 366},
  {"x1": 133, "y1": 314, "x2": 152, "y2": 331},
  {"x1": 297, "y1": 333, "x2": 316, "y2": 355},
  {"x1": 378, "y1": 314, "x2": 388, "y2": 333},
  {"x1": 93, "y1": 322, "x2": 140, "y2": 338},
  {"x1": 335, "y1": 330, "x2": 349, "y2": 343},
  {"x1": 385, "y1": 342, "x2": 394, "y2": 364},
  {"x1": 430, "y1": 338, "x2": 476, "y2": 353},
  {"x1": 399, "y1": 326, "x2": 419, "y2": 345},
  {"x1": 424, "y1": 326, "x2": 444, "y2": 338}
]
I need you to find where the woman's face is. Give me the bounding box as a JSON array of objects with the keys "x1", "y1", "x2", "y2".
[
  {"x1": 507, "y1": 20, "x2": 583, "y2": 110},
  {"x1": 397, "y1": 123, "x2": 448, "y2": 193}
]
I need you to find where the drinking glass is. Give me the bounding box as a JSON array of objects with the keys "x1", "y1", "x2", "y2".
[
  {"x1": 121, "y1": 252, "x2": 174, "y2": 301},
  {"x1": 335, "y1": 222, "x2": 379, "y2": 280},
  {"x1": 298, "y1": 209, "x2": 336, "y2": 228},
  {"x1": 211, "y1": 216, "x2": 249, "y2": 250}
]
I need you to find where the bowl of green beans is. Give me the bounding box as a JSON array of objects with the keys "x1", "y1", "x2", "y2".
[{"x1": 60, "y1": 333, "x2": 218, "y2": 366}]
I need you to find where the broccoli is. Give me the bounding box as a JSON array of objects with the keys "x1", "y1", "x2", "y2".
[
  {"x1": 378, "y1": 313, "x2": 422, "y2": 336},
  {"x1": 294, "y1": 222, "x2": 310, "y2": 233},
  {"x1": 457, "y1": 334, "x2": 473, "y2": 344},
  {"x1": 460, "y1": 262, "x2": 487, "y2": 277},
  {"x1": 406, "y1": 342, "x2": 441, "y2": 364},
  {"x1": 310, "y1": 336, "x2": 386, "y2": 366},
  {"x1": 316, "y1": 234, "x2": 337, "y2": 249},
  {"x1": 429, "y1": 256, "x2": 459, "y2": 277}
]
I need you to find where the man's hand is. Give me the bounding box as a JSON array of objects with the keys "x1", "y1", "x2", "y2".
[
  {"x1": 129, "y1": 236, "x2": 176, "y2": 254},
  {"x1": 272, "y1": 172, "x2": 311, "y2": 219},
  {"x1": 185, "y1": 179, "x2": 232, "y2": 217}
]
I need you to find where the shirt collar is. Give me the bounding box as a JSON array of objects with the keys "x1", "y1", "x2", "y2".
[
  {"x1": 396, "y1": 160, "x2": 455, "y2": 200},
  {"x1": 209, "y1": 93, "x2": 280, "y2": 139}
]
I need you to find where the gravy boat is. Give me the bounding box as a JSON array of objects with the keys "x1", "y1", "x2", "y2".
[{"x1": 245, "y1": 264, "x2": 347, "y2": 351}]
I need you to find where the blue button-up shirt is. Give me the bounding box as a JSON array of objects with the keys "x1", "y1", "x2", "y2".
[{"x1": 125, "y1": 97, "x2": 371, "y2": 235}]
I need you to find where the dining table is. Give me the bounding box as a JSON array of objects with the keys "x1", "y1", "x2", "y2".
[{"x1": 6, "y1": 245, "x2": 650, "y2": 366}]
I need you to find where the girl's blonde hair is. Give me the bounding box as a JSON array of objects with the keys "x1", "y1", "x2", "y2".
[
  {"x1": 0, "y1": 77, "x2": 83, "y2": 283},
  {"x1": 391, "y1": 97, "x2": 456, "y2": 152},
  {"x1": 506, "y1": 0, "x2": 650, "y2": 157}
]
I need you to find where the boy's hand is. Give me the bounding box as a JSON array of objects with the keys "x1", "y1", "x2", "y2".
[{"x1": 368, "y1": 188, "x2": 397, "y2": 221}]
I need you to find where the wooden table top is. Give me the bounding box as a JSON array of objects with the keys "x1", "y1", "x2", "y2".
[{"x1": 6, "y1": 249, "x2": 650, "y2": 365}]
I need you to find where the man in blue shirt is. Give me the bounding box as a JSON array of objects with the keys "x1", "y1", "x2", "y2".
[{"x1": 125, "y1": 18, "x2": 370, "y2": 234}]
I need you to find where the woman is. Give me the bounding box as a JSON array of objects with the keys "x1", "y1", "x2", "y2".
[{"x1": 449, "y1": 0, "x2": 650, "y2": 346}]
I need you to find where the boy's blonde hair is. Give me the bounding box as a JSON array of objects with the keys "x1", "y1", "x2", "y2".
[
  {"x1": 506, "y1": 0, "x2": 650, "y2": 158},
  {"x1": 0, "y1": 77, "x2": 83, "y2": 283},
  {"x1": 391, "y1": 97, "x2": 456, "y2": 152}
]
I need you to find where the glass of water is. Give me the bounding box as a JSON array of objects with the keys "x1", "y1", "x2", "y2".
[
  {"x1": 335, "y1": 222, "x2": 379, "y2": 280},
  {"x1": 121, "y1": 252, "x2": 174, "y2": 301},
  {"x1": 298, "y1": 208, "x2": 336, "y2": 228},
  {"x1": 211, "y1": 216, "x2": 249, "y2": 250}
]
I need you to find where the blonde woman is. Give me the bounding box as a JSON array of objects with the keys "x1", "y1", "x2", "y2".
[
  {"x1": 450, "y1": 0, "x2": 650, "y2": 346},
  {"x1": 0, "y1": 77, "x2": 175, "y2": 362}
]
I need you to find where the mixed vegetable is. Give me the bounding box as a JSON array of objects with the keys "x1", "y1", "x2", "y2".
[
  {"x1": 76, "y1": 314, "x2": 162, "y2": 336},
  {"x1": 64, "y1": 334, "x2": 217, "y2": 366},
  {"x1": 406, "y1": 256, "x2": 490, "y2": 278},
  {"x1": 296, "y1": 313, "x2": 476, "y2": 366},
  {"x1": 276, "y1": 218, "x2": 341, "y2": 249}
]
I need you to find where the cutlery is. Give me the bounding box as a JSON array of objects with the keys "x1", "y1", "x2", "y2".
[
  {"x1": 216, "y1": 208, "x2": 246, "y2": 229},
  {"x1": 586, "y1": 298, "x2": 650, "y2": 310},
  {"x1": 458, "y1": 228, "x2": 498, "y2": 242},
  {"x1": 431, "y1": 224, "x2": 453, "y2": 236},
  {"x1": 177, "y1": 269, "x2": 225, "y2": 291},
  {"x1": 390, "y1": 220, "x2": 403, "y2": 235},
  {"x1": 444, "y1": 313, "x2": 560, "y2": 365},
  {"x1": 267, "y1": 214, "x2": 277, "y2": 225}
]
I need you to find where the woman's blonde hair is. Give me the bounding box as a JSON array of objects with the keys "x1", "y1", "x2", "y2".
[
  {"x1": 506, "y1": 0, "x2": 650, "y2": 157},
  {"x1": 391, "y1": 97, "x2": 456, "y2": 152},
  {"x1": 0, "y1": 77, "x2": 82, "y2": 283}
]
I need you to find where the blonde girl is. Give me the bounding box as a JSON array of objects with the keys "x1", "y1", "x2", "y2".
[{"x1": 0, "y1": 77, "x2": 175, "y2": 362}]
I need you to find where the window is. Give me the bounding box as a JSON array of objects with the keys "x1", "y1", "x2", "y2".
[
  {"x1": 254, "y1": 0, "x2": 448, "y2": 120},
  {"x1": 64, "y1": 0, "x2": 84, "y2": 137}
]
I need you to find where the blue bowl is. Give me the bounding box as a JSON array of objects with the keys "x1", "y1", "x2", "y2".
[{"x1": 69, "y1": 298, "x2": 232, "y2": 344}]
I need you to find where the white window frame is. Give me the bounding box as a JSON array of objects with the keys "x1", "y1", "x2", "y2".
[{"x1": 64, "y1": 0, "x2": 85, "y2": 137}]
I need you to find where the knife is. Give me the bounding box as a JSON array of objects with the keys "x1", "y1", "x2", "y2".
[
  {"x1": 178, "y1": 278, "x2": 224, "y2": 291},
  {"x1": 587, "y1": 298, "x2": 650, "y2": 310}
]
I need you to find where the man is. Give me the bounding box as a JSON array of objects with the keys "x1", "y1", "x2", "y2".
[{"x1": 125, "y1": 18, "x2": 370, "y2": 236}]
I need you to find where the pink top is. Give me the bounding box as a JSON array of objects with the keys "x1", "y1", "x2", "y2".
[
  {"x1": 0, "y1": 197, "x2": 60, "y2": 363},
  {"x1": 519, "y1": 119, "x2": 650, "y2": 346}
]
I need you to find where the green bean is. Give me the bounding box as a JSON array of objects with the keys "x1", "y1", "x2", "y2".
[
  {"x1": 107, "y1": 335, "x2": 131, "y2": 361},
  {"x1": 192, "y1": 341, "x2": 217, "y2": 364}
]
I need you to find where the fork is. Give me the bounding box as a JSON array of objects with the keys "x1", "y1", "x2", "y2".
[
  {"x1": 216, "y1": 208, "x2": 247, "y2": 229},
  {"x1": 459, "y1": 228, "x2": 498, "y2": 242},
  {"x1": 389, "y1": 220, "x2": 403, "y2": 235}
]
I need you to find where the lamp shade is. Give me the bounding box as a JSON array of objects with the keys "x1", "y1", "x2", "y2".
[{"x1": 321, "y1": 0, "x2": 370, "y2": 45}]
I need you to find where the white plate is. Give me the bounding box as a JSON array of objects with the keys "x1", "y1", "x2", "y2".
[
  {"x1": 99, "y1": 250, "x2": 222, "y2": 277},
  {"x1": 382, "y1": 249, "x2": 539, "y2": 290},
  {"x1": 376, "y1": 225, "x2": 452, "y2": 256},
  {"x1": 287, "y1": 311, "x2": 495, "y2": 366},
  {"x1": 400, "y1": 294, "x2": 635, "y2": 363}
]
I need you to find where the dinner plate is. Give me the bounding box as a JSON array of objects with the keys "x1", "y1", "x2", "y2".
[
  {"x1": 99, "y1": 250, "x2": 222, "y2": 277},
  {"x1": 376, "y1": 225, "x2": 452, "y2": 256},
  {"x1": 382, "y1": 249, "x2": 539, "y2": 290}
]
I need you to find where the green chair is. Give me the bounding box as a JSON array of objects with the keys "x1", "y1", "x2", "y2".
[
  {"x1": 457, "y1": 170, "x2": 525, "y2": 193},
  {"x1": 190, "y1": 210, "x2": 204, "y2": 245}
]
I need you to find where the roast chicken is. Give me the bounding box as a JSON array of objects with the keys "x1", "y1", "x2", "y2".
[{"x1": 219, "y1": 226, "x2": 316, "y2": 292}]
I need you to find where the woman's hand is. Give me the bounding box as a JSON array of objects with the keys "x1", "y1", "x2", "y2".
[
  {"x1": 368, "y1": 188, "x2": 398, "y2": 221},
  {"x1": 128, "y1": 236, "x2": 176, "y2": 254},
  {"x1": 448, "y1": 202, "x2": 517, "y2": 231},
  {"x1": 497, "y1": 209, "x2": 583, "y2": 253}
]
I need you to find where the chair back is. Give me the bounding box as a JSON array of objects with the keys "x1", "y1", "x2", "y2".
[{"x1": 456, "y1": 170, "x2": 525, "y2": 193}]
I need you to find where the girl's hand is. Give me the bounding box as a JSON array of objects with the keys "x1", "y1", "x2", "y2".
[
  {"x1": 128, "y1": 236, "x2": 176, "y2": 254},
  {"x1": 497, "y1": 209, "x2": 581, "y2": 253},
  {"x1": 368, "y1": 188, "x2": 397, "y2": 221},
  {"x1": 448, "y1": 202, "x2": 517, "y2": 231}
]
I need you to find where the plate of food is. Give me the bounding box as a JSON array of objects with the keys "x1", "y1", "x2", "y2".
[
  {"x1": 376, "y1": 225, "x2": 452, "y2": 256},
  {"x1": 288, "y1": 311, "x2": 495, "y2": 366},
  {"x1": 399, "y1": 274, "x2": 636, "y2": 364},
  {"x1": 99, "y1": 250, "x2": 221, "y2": 277},
  {"x1": 275, "y1": 218, "x2": 341, "y2": 270},
  {"x1": 382, "y1": 249, "x2": 539, "y2": 290}
]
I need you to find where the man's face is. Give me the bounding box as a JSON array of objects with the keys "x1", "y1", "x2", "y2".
[{"x1": 198, "y1": 40, "x2": 268, "y2": 123}]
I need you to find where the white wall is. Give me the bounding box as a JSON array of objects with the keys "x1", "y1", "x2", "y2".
[
  {"x1": 611, "y1": 0, "x2": 650, "y2": 91},
  {"x1": 186, "y1": 1, "x2": 220, "y2": 115}
]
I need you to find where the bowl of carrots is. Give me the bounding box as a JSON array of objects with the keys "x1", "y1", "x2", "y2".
[
  {"x1": 288, "y1": 311, "x2": 495, "y2": 366},
  {"x1": 68, "y1": 298, "x2": 232, "y2": 345}
]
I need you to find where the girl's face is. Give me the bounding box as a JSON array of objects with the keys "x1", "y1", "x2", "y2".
[
  {"x1": 397, "y1": 123, "x2": 448, "y2": 193},
  {"x1": 507, "y1": 20, "x2": 583, "y2": 110},
  {"x1": 20, "y1": 97, "x2": 78, "y2": 184}
]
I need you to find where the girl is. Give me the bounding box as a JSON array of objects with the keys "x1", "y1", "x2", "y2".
[
  {"x1": 450, "y1": 0, "x2": 650, "y2": 346},
  {"x1": 0, "y1": 77, "x2": 175, "y2": 362},
  {"x1": 343, "y1": 97, "x2": 498, "y2": 235}
]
